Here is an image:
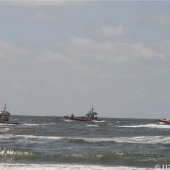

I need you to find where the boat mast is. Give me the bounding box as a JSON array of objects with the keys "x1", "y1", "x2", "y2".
[{"x1": 4, "y1": 104, "x2": 6, "y2": 111}]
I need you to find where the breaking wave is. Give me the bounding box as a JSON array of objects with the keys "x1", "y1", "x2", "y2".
[
  {"x1": 70, "y1": 136, "x2": 170, "y2": 144},
  {"x1": 0, "y1": 148, "x2": 169, "y2": 168},
  {"x1": 0, "y1": 134, "x2": 170, "y2": 144},
  {"x1": 118, "y1": 124, "x2": 170, "y2": 129},
  {"x1": 0, "y1": 128, "x2": 10, "y2": 132},
  {"x1": 86, "y1": 124, "x2": 98, "y2": 127},
  {"x1": 0, "y1": 134, "x2": 63, "y2": 141},
  {"x1": 0, "y1": 163, "x2": 150, "y2": 170},
  {"x1": 0, "y1": 116, "x2": 169, "y2": 169},
  {"x1": 22, "y1": 123, "x2": 55, "y2": 126}
]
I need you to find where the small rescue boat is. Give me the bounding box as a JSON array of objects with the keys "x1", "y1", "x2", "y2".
[
  {"x1": 0, "y1": 104, "x2": 18, "y2": 125},
  {"x1": 159, "y1": 119, "x2": 170, "y2": 124},
  {"x1": 64, "y1": 106, "x2": 102, "y2": 122}
]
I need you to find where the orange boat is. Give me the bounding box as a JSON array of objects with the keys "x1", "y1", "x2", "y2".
[{"x1": 65, "y1": 107, "x2": 101, "y2": 122}]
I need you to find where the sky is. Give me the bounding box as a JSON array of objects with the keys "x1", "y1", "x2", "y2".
[{"x1": 0, "y1": 0, "x2": 170, "y2": 118}]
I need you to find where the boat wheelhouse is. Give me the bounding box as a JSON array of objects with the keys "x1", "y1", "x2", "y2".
[{"x1": 85, "y1": 106, "x2": 98, "y2": 120}]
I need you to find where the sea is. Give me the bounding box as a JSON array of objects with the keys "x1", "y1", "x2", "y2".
[{"x1": 0, "y1": 116, "x2": 170, "y2": 170}]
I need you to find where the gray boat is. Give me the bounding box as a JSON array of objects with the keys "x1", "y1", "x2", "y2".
[{"x1": 0, "y1": 104, "x2": 18, "y2": 124}]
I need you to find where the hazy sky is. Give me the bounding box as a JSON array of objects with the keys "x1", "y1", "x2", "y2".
[{"x1": 0, "y1": 1, "x2": 170, "y2": 118}]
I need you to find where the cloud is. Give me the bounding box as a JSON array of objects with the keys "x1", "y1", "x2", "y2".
[
  {"x1": 67, "y1": 36, "x2": 164, "y2": 63},
  {"x1": 0, "y1": 41, "x2": 30, "y2": 64},
  {"x1": 34, "y1": 36, "x2": 168, "y2": 80},
  {"x1": 36, "y1": 50, "x2": 70, "y2": 63},
  {"x1": 34, "y1": 12, "x2": 69, "y2": 24},
  {"x1": 148, "y1": 15, "x2": 170, "y2": 27},
  {"x1": 99, "y1": 25, "x2": 130, "y2": 37},
  {"x1": 2, "y1": 0, "x2": 86, "y2": 7},
  {"x1": 36, "y1": 36, "x2": 166, "y2": 66},
  {"x1": 136, "y1": 14, "x2": 170, "y2": 27},
  {"x1": 158, "y1": 41, "x2": 170, "y2": 57}
]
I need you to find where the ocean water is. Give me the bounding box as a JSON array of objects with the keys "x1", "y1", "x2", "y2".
[{"x1": 0, "y1": 116, "x2": 170, "y2": 170}]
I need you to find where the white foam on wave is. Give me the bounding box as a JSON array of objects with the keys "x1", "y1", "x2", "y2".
[
  {"x1": 74, "y1": 135, "x2": 170, "y2": 144},
  {"x1": 92, "y1": 120, "x2": 106, "y2": 123},
  {"x1": 0, "y1": 134, "x2": 13, "y2": 139},
  {"x1": 86, "y1": 124, "x2": 98, "y2": 127},
  {"x1": 0, "y1": 128, "x2": 10, "y2": 132},
  {"x1": 16, "y1": 135, "x2": 63, "y2": 140},
  {"x1": 0, "y1": 163, "x2": 153, "y2": 170},
  {"x1": 0, "y1": 134, "x2": 64, "y2": 141},
  {"x1": 119, "y1": 124, "x2": 170, "y2": 129},
  {"x1": 0, "y1": 150, "x2": 33, "y2": 156},
  {"x1": 0, "y1": 134, "x2": 170, "y2": 144},
  {"x1": 0, "y1": 123, "x2": 16, "y2": 126},
  {"x1": 23, "y1": 123, "x2": 54, "y2": 126},
  {"x1": 112, "y1": 136, "x2": 170, "y2": 144},
  {"x1": 23, "y1": 123, "x2": 40, "y2": 126}
]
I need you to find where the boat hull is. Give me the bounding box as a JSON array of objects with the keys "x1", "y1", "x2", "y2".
[
  {"x1": 64, "y1": 116, "x2": 103, "y2": 122},
  {"x1": 0, "y1": 120, "x2": 18, "y2": 125},
  {"x1": 64, "y1": 116, "x2": 91, "y2": 121}
]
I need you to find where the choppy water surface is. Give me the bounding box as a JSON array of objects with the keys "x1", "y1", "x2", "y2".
[{"x1": 0, "y1": 116, "x2": 169, "y2": 170}]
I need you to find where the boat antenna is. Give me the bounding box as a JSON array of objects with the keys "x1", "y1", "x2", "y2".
[
  {"x1": 92, "y1": 106, "x2": 93, "y2": 112},
  {"x1": 4, "y1": 103, "x2": 6, "y2": 111}
]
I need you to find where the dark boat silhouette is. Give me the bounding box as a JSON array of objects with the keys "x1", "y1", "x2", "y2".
[{"x1": 0, "y1": 104, "x2": 18, "y2": 124}]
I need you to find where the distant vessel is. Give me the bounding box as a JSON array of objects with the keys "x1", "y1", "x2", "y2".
[
  {"x1": 159, "y1": 119, "x2": 170, "y2": 124},
  {"x1": 0, "y1": 104, "x2": 18, "y2": 124},
  {"x1": 64, "y1": 106, "x2": 103, "y2": 122}
]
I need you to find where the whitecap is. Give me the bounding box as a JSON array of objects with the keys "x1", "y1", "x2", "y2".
[
  {"x1": 118, "y1": 124, "x2": 170, "y2": 129},
  {"x1": 15, "y1": 135, "x2": 64, "y2": 140},
  {"x1": 0, "y1": 163, "x2": 153, "y2": 170},
  {"x1": 86, "y1": 124, "x2": 98, "y2": 127},
  {"x1": 69, "y1": 135, "x2": 170, "y2": 144},
  {"x1": 0, "y1": 128, "x2": 10, "y2": 132},
  {"x1": 22, "y1": 123, "x2": 40, "y2": 126},
  {"x1": 0, "y1": 134, "x2": 64, "y2": 141}
]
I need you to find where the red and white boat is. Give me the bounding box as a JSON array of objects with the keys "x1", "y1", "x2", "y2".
[
  {"x1": 65, "y1": 107, "x2": 103, "y2": 122},
  {"x1": 159, "y1": 119, "x2": 170, "y2": 124},
  {"x1": 64, "y1": 115, "x2": 91, "y2": 121}
]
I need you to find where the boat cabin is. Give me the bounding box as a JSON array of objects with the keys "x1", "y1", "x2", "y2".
[
  {"x1": 0, "y1": 104, "x2": 10, "y2": 121},
  {"x1": 86, "y1": 106, "x2": 97, "y2": 120}
]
